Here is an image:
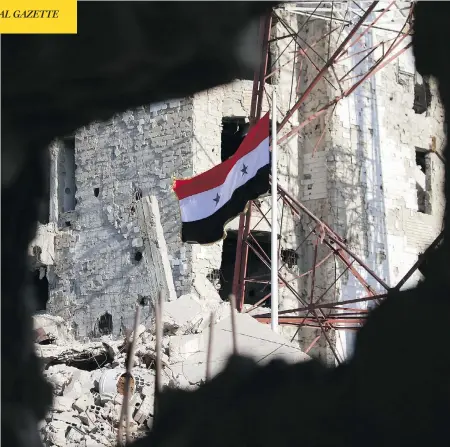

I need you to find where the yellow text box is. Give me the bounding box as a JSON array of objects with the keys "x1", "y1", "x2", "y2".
[{"x1": 0, "y1": 0, "x2": 77, "y2": 34}]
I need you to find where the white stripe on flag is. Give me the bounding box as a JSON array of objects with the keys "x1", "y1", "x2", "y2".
[{"x1": 179, "y1": 137, "x2": 269, "y2": 223}]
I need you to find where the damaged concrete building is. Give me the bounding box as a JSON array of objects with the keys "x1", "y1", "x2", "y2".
[{"x1": 30, "y1": 4, "x2": 445, "y2": 361}]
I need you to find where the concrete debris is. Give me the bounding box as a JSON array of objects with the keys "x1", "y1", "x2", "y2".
[
  {"x1": 37, "y1": 289, "x2": 310, "y2": 446},
  {"x1": 33, "y1": 313, "x2": 74, "y2": 345}
]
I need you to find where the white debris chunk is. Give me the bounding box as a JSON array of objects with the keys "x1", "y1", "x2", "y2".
[
  {"x1": 163, "y1": 293, "x2": 204, "y2": 334},
  {"x1": 73, "y1": 393, "x2": 94, "y2": 413},
  {"x1": 46, "y1": 420, "x2": 68, "y2": 446},
  {"x1": 134, "y1": 395, "x2": 154, "y2": 425},
  {"x1": 65, "y1": 426, "x2": 85, "y2": 444},
  {"x1": 45, "y1": 365, "x2": 76, "y2": 395},
  {"x1": 52, "y1": 396, "x2": 74, "y2": 412},
  {"x1": 193, "y1": 275, "x2": 222, "y2": 303}
]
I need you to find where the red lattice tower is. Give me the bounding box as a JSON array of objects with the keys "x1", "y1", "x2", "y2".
[{"x1": 231, "y1": 1, "x2": 443, "y2": 363}]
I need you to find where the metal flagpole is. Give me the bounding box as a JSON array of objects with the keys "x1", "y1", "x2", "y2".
[{"x1": 271, "y1": 90, "x2": 278, "y2": 333}]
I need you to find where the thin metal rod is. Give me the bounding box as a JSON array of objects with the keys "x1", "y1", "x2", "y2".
[
  {"x1": 117, "y1": 304, "x2": 141, "y2": 446},
  {"x1": 229, "y1": 294, "x2": 238, "y2": 354},
  {"x1": 271, "y1": 89, "x2": 278, "y2": 333},
  {"x1": 154, "y1": 291, "x2": 163, "y2": 421},
  {"x1": 347, "y1": 0, "x2": 396, "y2": 51},
  {"x1": 278, "y1": 1, "x2": 378, "y2": 132},
  {"x1": 206, "y1": 312, "x2": 215, "y2": 381}
]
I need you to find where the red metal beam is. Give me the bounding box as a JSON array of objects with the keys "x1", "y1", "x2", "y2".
[
  {"x1": 277, "y1": 1, "x2": 378, "y2": 133},
  {"x1": 232, "y1": 13, "x2": 272, "y2": 311},
  {"x1": 255, "y1": 316, "x2": 367, "y2": 326},
  {"x1": 256, "y1": 293, "x2": 388, "y2": 319}
]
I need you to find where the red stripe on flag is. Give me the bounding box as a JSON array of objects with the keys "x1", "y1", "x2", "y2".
[{"x1": 173, "y1": 112, "x2": 269, "y2": 200}]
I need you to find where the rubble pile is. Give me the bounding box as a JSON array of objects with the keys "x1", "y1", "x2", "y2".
[{"x1": 36, "y1": 289, "x2": 310, "y2": 446}]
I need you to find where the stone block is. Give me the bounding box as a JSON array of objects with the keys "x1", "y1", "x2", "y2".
[
  {"x1": 53, "y1": 395, "x2": 74, "y2": 413},
  {"x1": 193, "y1": 275, "x2": 221, "y2": 302},
  {"x1": 134, "y1": 395, "x2": 154, "y2": 425},
  {"x1": 163, "y1": 293, "x2": 203, "y2": 334},
  {"x1": 73, "y1": 393, "x2": 94, "y2": 413}
]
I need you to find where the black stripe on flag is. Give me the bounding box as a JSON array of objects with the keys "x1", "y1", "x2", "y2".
[{"x1": 181, "y1": 164, "x2": 270, "y2": 244}]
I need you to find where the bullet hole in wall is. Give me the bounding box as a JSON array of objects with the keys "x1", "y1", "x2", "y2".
[
  {"x1": 134, "y1": 251, "x2": 143, "y2": 263},
  {"x1": 94, "y1": 187, "x2": 100, "y2": 197},
  {"x1": 138, "y1": 295, "x2": 149, "y2": 306}
]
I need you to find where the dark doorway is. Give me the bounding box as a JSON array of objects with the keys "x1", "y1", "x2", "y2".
[
  {"x1": 221, "y1": 117, "x2": 250, "y2": 162},
  {"x1": 219, "y1": 231, "x2": 272, "y2": 307},
  {"x1": 98, "y1": 312, "x2": 113, "y2": 335}
]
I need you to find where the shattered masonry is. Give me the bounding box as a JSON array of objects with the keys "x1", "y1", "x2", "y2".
[
  {"x1": 30, "y1": 7, "x2": 445, "y2": 360},
  {"x1": 35, "y1": 293, "x2": 309, "y2": 446}
]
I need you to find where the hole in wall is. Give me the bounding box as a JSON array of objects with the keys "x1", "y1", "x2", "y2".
[
  {"x1": 207, "y1": 269, "x2": 222, "y2": 291},
  {"x1": 94, "y1": 187, "x2": 100, "y2": 197},
  {"x1": 221, "y1": 117, "x2": 250, "y2": 162},
  {"x1": 98, "y1": 311, "x2": 113, "y2": 335},
  {"x1": 134, "y1": 251, "x2": 143, "y2": 263},
  {"x1": 415, "y1": 148, "x2": 431, "y2": 214},
  {"x1": 413, "y1": 75, "x2": 432, "y2": 114},
  {"x1": 138, "y1": 295, "x2": 149, "y2": 306},
  {"x1": 32, "y1": 245, "x2": 42, "y2": 262},
  {"x1": 221, "y1": 117, "x2": 277, "y2": 163},
  {"x1": 281, "y1": 248, "x2": 299, "y2": 269}
]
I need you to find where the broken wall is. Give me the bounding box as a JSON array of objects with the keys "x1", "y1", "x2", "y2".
[{"x1": 47, "y1": 98, "x2": 195, "y2": 337}]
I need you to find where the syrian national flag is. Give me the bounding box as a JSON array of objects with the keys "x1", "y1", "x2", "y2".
[{"x1": 173, "y1": 112, "x2": 270, "y2": 245}]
